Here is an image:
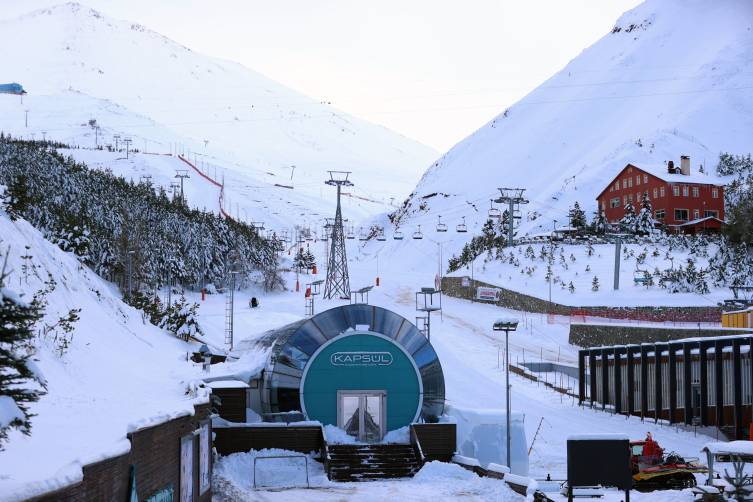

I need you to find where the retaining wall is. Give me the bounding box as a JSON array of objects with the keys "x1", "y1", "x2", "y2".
[
  {"x1": 31, "y1": 403, "x2": 212, "y2": 502},
  {"x1": 569, "y1": 323, "x2": 752, "y2": 348},
  {"x1": 441, "y1": 276, "x2": 722, "y2": 323}
]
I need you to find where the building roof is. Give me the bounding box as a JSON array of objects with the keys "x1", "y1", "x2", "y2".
[
  {"x1": 636, "y1": 163, "x2": 724, "y2": 185},
  {"x1": 596, "y1": 162, "x2": 724, "y2": 200}
]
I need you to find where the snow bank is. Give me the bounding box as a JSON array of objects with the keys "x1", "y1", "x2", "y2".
[
  {"x1": 446, "y1": 405, "x2": 529, "y2": 476},
  {"x1": 213, "y1": 448, "x2": 329, "y2": 491},
  {"x1": 382, "y1": 426, "x2": 410, "y2": 444},
  {"x1": 413, "y1": 460, "x2": 477, "y2": 483},
  {"x1": 323, "y1": 424, "x2": 358, "y2": 444}
]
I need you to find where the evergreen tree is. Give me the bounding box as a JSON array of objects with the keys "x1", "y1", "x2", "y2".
[
  {"x1": 568, "y1": 281, "x2": 575, "y2": 294},
  {"x1": 591, "y1": 276, "x2": 600, "y2": 291},
  {"x1": 620, "y1": 201, "x2": 637, "y2": 232},
  {"x1": 592, "y1": 210, "x2": 608, "y2": 235},
  {"x1": 568, "y1": 202, "x2": 587, "y2": 229},
  {"x1": 161, "y1": 296, "x2": 202, "y2": 342},
  {"x1": 0, "y1": 252, "x2": 44, "y2": 448},
  {"x1": 635, "y1": 193, "x2": 656, "y2": 235},
  {"x1": 2, "y1": 173, "x2": 32, "y2": 221}
]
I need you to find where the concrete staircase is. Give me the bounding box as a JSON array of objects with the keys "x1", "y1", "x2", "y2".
[{"x1": 327, "y1": 444, "x2": 421, "y2": 482}]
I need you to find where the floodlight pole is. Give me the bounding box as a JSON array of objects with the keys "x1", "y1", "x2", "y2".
[
  {"x1": 494, "y1": 320, "x2": 518, "y2": 470},
  {"x1": 505, "y1": 326, "x2": 511, "y2": 469}
]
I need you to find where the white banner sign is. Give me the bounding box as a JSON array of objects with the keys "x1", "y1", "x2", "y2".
[{"x1": 476, "y1": 287, "x2": 501, "y2": 302}]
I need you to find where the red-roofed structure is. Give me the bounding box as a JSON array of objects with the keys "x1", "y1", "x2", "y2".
[{"x1": 596, "y1": 156, "x2": 725, "y2": 234}]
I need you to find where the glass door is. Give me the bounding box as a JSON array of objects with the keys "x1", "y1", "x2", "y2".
[{"x1": 337, "y1": 391, "x2": 386, "y2": 442}]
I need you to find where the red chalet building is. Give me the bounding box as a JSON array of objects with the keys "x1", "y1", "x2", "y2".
[{"x1": 596, "y1": 156, "x2": 725, "y2": 234}]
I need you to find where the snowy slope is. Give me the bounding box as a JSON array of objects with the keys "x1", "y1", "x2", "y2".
[
  {"x1": 393, "y1": 0, "x2": 753, "y2": 238},
  {"x1": 0, "y1": 2, "x2": 437, "y2": 220},
  {"x1": 0, "y1": 209, "x2": 209, "y2": 499}
]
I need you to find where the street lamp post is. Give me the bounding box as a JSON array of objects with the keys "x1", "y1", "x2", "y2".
[{"x1": 494, "y1": 317, "x2": 519, "y2": 470}]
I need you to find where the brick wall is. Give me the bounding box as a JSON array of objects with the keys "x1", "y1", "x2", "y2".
[
  {"x1": 441, "y1": 276, "x2": 722, "y2": 322},
  {"x1": 31, "y1": 403, "x2": 212, "y2": 502}
]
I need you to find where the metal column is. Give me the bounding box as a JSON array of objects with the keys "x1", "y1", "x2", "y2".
[
  {"x1": 654, "y1": 344, "x2": 664, "y2": 422},
  {"x1": 640, "y1": 344, "x2": 649, "y2": 419},
  {"x1": 700, "y1": 341, "x2": 709, "y2": 427},
  {"x1": 602, "y1": 349, "x2": 609, "y2": 410},
  {"x1": 715, "y1": 339, "x2": 724, "y2": 429},
  {"x1": 668, "y1": 343, "x2": 678, "y2": 424},
  {"x1": 733, "y1": 339, "x2": 743, "y2": 440},
  {"x1": 683, "y1": 342, "x2": 692, "y2": 425},
  {"x1": 578, "y1": 350, "x2": 586, "y2": 405},
  {"x1": 589, "y1": 351, "x2": 597, "y2": 408},
  {"x1": 613, "y1": 347, "x2": 623, "y2": 415},
  {"x1": 626, "y1": 347, "x2": 635, "y2": 416}
]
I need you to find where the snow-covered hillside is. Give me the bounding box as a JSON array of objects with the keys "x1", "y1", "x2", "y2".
[
  {"x1": 0, "y1": 2, "x2": 437, "y2": 226},
  {"x1": 0, "y1": 208, "x2": 208, "y2": 499},
  {"x1": 393, "y1": 0, "x2": 753, "y2": 238}
]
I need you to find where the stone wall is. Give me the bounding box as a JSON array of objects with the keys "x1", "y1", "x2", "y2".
[
  {"x1": 569, "y1": 323, "x2": 752, "y2": 348},
  {"x1": 441, "y1": 276, "x2": 722, "y2": 322}
]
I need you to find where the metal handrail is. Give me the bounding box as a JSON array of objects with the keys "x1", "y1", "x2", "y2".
[{"x1": 410, "y1": 424, "x2": 426, "y2": 465}]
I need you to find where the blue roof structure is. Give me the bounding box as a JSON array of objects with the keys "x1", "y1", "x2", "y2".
[{"x1": 0, "y1": 83, "x2": 26, "y2": 95}]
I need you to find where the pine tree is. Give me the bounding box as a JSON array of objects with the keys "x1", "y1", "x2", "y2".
[
  {"x1": 620, "y1": 201, "x2": 637, "y2": 232},
  {"x1": 592, "y1": 276, "x2": 600, "y2": 291},
  {"x1": 568, "y1": 202, "x2": 587, "y2": 229},
  {"x1": 568, "y1": 281, "x2": 575, "y2": 294},
  {"x1": 635, "y1": 193, "x2": 656, "y2": 235},
  {"x1": 2, "y1": 173, "x2": 32, "y2": 221},
  {"x1": 592, "y1": 210, "x2": 608, "y2": 235},
  {"x1": 0, "y1": 250, "x2": 45, "y2": 448}
]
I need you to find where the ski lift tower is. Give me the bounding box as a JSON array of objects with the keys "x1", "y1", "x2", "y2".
[
  {"x1": 324, "y1": 171, "x2": 353, "y2": 300},
  {"x1": 415, "y1": 287, "x2": 442, "y2": 341},
  {"x1": 494, "y1": 188, "x2": 529, "y2": 247}
]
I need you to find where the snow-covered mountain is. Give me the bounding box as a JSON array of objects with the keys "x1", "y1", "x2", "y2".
[
  {"x1": 393, "y1": 0, "x2": 753, "y2": 240},
  {"x1": 0, "y1": 2, "x2": 437, "y2": 223}
]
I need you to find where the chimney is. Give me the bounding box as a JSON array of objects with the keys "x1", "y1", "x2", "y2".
[
  {"x1": 667, "y1": 160, "x2": 675, "y2": 173},
  {"x1": 680, "y1": 155, "x2": 690, "y2": 175}
]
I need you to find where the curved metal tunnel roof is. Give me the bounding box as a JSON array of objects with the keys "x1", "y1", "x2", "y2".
[{"x1": 257, "y1": 304, "x2": 445, "y2": 421}]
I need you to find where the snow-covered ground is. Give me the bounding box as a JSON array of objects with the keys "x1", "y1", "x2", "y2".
[
  {"x1": 449, "y1": 240, "x2": 727, "y2": 307},
  {"x1": 392, "y1": 0, "x2": 752, "y2": 243},
  {"x1": 0, "y1": 1, "x2": 438, "y2": 225},
  {"x1": 0, "y1": 212, "x2": 212, "y2": 500}
]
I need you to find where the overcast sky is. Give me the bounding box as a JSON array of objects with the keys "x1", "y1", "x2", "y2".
[{"x1": 7, "y1": 0, "x2": 642, "y2": 151}]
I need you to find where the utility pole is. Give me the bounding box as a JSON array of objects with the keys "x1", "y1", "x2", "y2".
[
  {"x1": 94, "y1": 126, "x2": 99, "y2": 147},
  {"x1": 113, "y1": 134, "x2": 120, "y2": 151},
  {"x1": 613, "y1": 237, "x2": 622, "y2": 290},
  {"x1": 24, "y1": 109, "x2": 28, "y2": 128},
  {"x1": 123, "y1": 137, "x2": 132, "y2": 159},
  {"x1": 494, "y1": 188, "x2": 529, "y2": 247},
  {"x1": 324, "y1": 171, "x2": 353, "y2": 300},
  {"x1": 175, "y1": 169, "x2": 190, "y2": 205}
]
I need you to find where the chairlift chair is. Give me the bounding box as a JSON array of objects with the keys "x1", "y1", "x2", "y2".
[
  {"x1": 633, "y1": 269, "x2": 650, "y2": 285},
  {"x1": 346, "y1": 227, "x2": 355, "y2": 240},
  {"x1": 436, "y1": 215, "x2": 448, "y2": 233},
  {"x1": 394, "y1": 229, "x2": 404, "y2": 240},
  {"x1": 359, "y1": 227, "x2": 368, "y2": 241},
  {"x1": 413, "y1": 225, "x2": 424, "y2": 240},
  {"x1": 377, "y1": 227, "x2": 386, "y2": 241},
  {"x1": 456, "y1": 216, "x2": 468, "y2": 233},
  {"x1": 488, "y1": 200, "x2": 501, "y2": 219}
]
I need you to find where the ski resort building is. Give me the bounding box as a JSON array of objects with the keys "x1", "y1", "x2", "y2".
[
  {"x1": 578, "y1": 334, "x2": 753, "y2": 440},
  {"x1": 596, "y1": 156, "x2": 725, "y2": 234},
  {"x1": 207, "y1": 304, "x2": 457, "y2": 481}
]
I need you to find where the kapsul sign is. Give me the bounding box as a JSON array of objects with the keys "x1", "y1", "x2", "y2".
[
  {"x1": 330, "y1": 352, "x2": 393, "y2": 366},
  {"x1": 476, "y1": 287, "x2": 501, "y2": 302}
]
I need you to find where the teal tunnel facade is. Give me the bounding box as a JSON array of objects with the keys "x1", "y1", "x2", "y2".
[{"x1": 257, "y1": 304, "x2": 445, "y2": 429}]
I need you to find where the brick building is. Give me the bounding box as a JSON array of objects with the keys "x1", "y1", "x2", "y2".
[{"x1": 596, "y1": 156, "x2": 725, "y2": 233}]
